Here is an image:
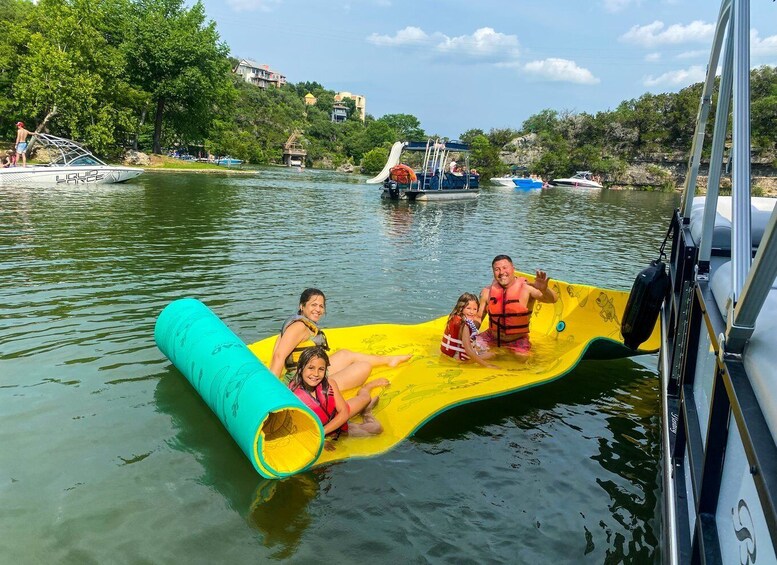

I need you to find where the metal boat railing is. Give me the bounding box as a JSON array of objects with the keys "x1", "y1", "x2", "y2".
[{"x1": 662, "y1": 0, "x2": 777, "y2": 562}]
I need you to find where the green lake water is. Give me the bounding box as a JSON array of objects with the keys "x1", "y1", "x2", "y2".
[{"x1": 0, "y1": 168, "x2": 679, "y2": 563}]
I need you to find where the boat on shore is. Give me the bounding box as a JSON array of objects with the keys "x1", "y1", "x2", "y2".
[
  {"x1": 215, "y1": 156, "x2": 243, "y2": 166},
  {"x1": 637, "y1": 1, "x2": 777, "y2": 561},
  {"x1": 0, "y1": 133, "x2": 143, "y2": 185},
  {"x1": 549, "y1": 171, "x2": 602, "y2": 189},
  {"x1": 366, "y1": 139, "x2": 479, "y2": 201}
]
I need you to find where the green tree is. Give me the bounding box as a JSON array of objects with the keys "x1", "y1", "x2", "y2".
[
  {"x1": 459, "y1": 129, "x2": 485, "y2": 146},
  {"x1": 11, "y1": 0, "x2": 143, "y2": 153},
  {"x1": 124, "y1": 0, "x2": 233, "y2": 153},
  {"x1": 377, "y1": 114, "x2": 425, "y2": 140},
  {"x1": 469, "y1": 134, "x2": 505, "y2": 178},
  {"x1": 360, "y1": 147, "x2": 388, "y2": 174}
]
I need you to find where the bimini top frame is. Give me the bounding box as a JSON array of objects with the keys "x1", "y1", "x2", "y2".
[
  {"x1": 678, "y1": 0, "x2": 777, "y2": 355},
  {"x1": 30, "y1": 133, "x2": 108, "y2": 167}
]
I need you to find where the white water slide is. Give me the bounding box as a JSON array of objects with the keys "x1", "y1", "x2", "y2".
[{"x1": 365, "y1": 142, "x2": 405, "y2": 184}]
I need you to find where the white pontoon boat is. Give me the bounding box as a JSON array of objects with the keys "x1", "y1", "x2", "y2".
[
  {"x1": 652, "y1": 0, "x2": 777, "y2": 562},
  {"x1": 0, "y1": 133, "x2": 143, "y2": 186}
]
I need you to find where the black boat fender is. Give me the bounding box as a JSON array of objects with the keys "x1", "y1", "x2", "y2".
[
  {"x1": 621, "y1": 259, "x2": 670, "y2": 349},
  {"x1": 621, "y1": 221, "x2": 673, "y2": 349}
]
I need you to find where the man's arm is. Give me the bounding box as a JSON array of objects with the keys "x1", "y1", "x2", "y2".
[{"x1": 529, "y1": 270, "x2": 558, "y2": 303}]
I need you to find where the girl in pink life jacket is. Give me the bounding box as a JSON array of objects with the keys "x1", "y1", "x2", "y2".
[
  {"x1": 440, "y1": 293, "x2": 497, "y2": 368},
  {"x1": 288, "y1": 347, "x2": 387, "y2": 446}
]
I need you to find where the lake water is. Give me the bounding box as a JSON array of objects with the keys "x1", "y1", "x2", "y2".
[{"x1": 0, "y1": 168, "x2": 678, "y2": 563}]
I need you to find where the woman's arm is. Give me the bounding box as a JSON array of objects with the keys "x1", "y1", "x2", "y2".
[
  {"x1": 461, "y1": 325, "x2": 497, "y2": 368},
  {"x1": 269, "y1": 321, "x2": 310, "y2": 377},
  {"x1": 322, "y1": 380, "x2": 350, "y2": 435}
]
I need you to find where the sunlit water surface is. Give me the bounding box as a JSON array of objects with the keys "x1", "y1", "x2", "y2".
[{"x1": 0, "y1": 168, "x2": 679, "y2": 563}]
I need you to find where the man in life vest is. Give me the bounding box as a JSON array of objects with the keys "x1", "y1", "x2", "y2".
[{"x1": 476, "y1": 254, "x2": 558, "y2": 355}]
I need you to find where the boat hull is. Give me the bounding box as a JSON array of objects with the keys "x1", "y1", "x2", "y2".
[
  {"x1": 381, "y1": 188, "x2": 479, "y2": 201},
  {"x1": 0, "y1": 165, "x2": 143, "y2": 185},
  {"x1": 549, "y1": 179, "x2": 602, "y2": 189},
  {"x1": 490, "y1": 177, "x2": 517, "y2": 187}
]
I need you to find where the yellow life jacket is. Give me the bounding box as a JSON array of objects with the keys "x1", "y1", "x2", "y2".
[{"x1": 281, "y1": 315, "x2": 330, "y2": 372}]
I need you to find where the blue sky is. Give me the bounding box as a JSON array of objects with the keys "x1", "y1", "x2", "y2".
[{"x1": 201, "y1": 0, "x2": 777, "y2": 138}]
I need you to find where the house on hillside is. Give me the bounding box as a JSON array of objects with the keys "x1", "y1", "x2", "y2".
[
  {"x1": 334, "y1": 92, "x2": 366, "y2": 121},
  {"x1": 233, "y1": 59, "x2": 286, "y2": 89},
  {"x1": 331, "y1": 103, "x2": 348, "y2": 123},
  {"x1": 304, "y1": 93, "x2": 317, "y2": 106}
]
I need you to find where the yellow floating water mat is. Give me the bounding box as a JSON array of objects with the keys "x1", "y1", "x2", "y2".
[{"x1": 246, "y1": 275, "x2": 659, "y2": 470}]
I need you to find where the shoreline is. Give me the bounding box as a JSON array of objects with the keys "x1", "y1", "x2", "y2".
[{"x1": 142, "y1": 167, "x2": 259, "y2": 175}]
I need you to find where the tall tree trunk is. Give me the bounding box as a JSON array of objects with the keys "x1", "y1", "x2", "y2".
[
  {"x1": 152, "y1": 97, "x2": 165, "y2": 154},
  {"x1": 133, "y1": 108, "x2": 147, "y2": 151},
  {"x1": 27, "y1": 105, "x2": 58, "y2": 154}
]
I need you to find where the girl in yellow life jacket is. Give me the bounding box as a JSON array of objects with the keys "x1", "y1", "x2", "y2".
[{"x1": 270, "y1": 288, "x2": 412, "y2": 390}]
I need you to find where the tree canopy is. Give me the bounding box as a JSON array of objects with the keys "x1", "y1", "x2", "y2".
[{"x1": 0, "y1": 0, "x2": 773, "y2": 173}]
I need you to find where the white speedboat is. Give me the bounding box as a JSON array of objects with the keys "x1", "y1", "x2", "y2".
[
  {"x1": 549, "y1": 171, "x2": 602, "y2": 189},
  {"x1": 623, "y1": 1, "x2": 777, "y2": 561},
  {"x1": 0, "y1": 133, "x2": 143, "y2": 186},
  {"x1": 490, "y1": 176, "x2": 518, "y2": 187}
]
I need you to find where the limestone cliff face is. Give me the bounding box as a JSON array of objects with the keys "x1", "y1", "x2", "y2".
[{"x1": 499, "y1": 133, "x2": 544, "y2": 167}]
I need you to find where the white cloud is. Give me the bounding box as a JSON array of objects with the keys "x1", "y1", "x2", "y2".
[
  {"x1": 603, "y1": 0, "x2": 640, "y2": 13},
  {"x1": 435, "y1": 27, "x2": 520, "y2": 61},
  {"x1": 523, "y1": 58, "x2": 600, "y2": 85},
  {"x1": 225, "y1": 0, "x2": 278, "y2": 12},
  {"x1": 645, "y1": 52, "x2": 661, "y2": 62},
  {"x1": 368, "y1": 27, "x2": 520, "y2": 63},
  {"x1": 367, "y1": 26, "x2": 432, "y2": 47},
  {"x1": 620, "y1": 20, "x2": 714, "y2": 48},
  {"x1": 643, "y1": 65, "x2": 706, "y2": 87},
  {"x1": 752, "y1": 30, "x2": 777, "y2": 58}
]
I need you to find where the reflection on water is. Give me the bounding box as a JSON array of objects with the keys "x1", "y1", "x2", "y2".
[{"x1": 0, "y1": 170, "x2": 678, "y2": 562}]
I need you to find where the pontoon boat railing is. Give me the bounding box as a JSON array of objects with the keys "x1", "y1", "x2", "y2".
[{"x1": 666, "y1": 0, "x2": 777, "y2": 562}]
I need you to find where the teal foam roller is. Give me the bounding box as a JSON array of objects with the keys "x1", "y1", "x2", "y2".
[{"x1": 154, "y1": 298, "x2": 324, "y2": 478}]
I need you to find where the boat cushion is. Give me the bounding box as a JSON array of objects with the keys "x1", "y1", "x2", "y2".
[
  {"x1": 710, "y1": 261, "x2": 777, "y2": 444},
  {"x1": 690, "y1": 196, "x2": 777, "y2": 251}
]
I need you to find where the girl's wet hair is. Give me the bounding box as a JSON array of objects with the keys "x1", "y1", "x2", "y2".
[
  {"x1": 289, "y1": 346, "x2": 331, "y2": 392},
  {"x1": 298, "y1": 288, "x2": 325, "y2": 315},
  {"x1": 449, "y1": 292, "x2": 479, "y2": 320}
]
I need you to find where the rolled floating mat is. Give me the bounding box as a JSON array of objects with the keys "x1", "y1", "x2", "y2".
[
  {"x1": 248, "y1": 273, "x2": 660, "y2": 470},
  {"x1": 154, "y1": 298, "x2": 324, "y2": 479}
]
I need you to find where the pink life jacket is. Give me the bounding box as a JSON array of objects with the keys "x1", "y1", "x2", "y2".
[{"x1": 290, "y1": 382, "x2": 348, "y2": 435}]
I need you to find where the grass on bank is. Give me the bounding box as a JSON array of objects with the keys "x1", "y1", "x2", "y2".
[{"x1": 146, "y1": 155, "x2": 226, "y2": 170}]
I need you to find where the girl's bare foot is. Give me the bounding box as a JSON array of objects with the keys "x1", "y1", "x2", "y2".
[
  {"x1": 362, "y1": 378, "x2": 389, "y2": 392},
  {"x1": 387, "y1": 354, "x2": 412, "y2": 367}
]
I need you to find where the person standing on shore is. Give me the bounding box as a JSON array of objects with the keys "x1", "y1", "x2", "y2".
[{"x1": 15, "y1": 122, "x2": 34, "y2": 167}]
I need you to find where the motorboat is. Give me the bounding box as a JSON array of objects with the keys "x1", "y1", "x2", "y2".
[
  {"x1": 216, "y1": 156, "x2": 243, "y2": 166},
  {"x1": 549, "y1": 171, "x2": 602, "y2": 189},
  {"x1": 490, "y1": 175, "x2": 519, "y2": 187},
  {"x1": 490, "y1": 175, "x2": 544, "y2": 189},
  {"x1": 366, "y1": 139, "x2": 479, "y2": 201},
  {"x1": 513, "y1": 177, "x2": 544, "y2": 190},
  {"x1": 0, "y1": 133, "x2": 143, "y2": 185},
  {"x1": 630, "y1": 0, "x2": 777, "y2": 561}
]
